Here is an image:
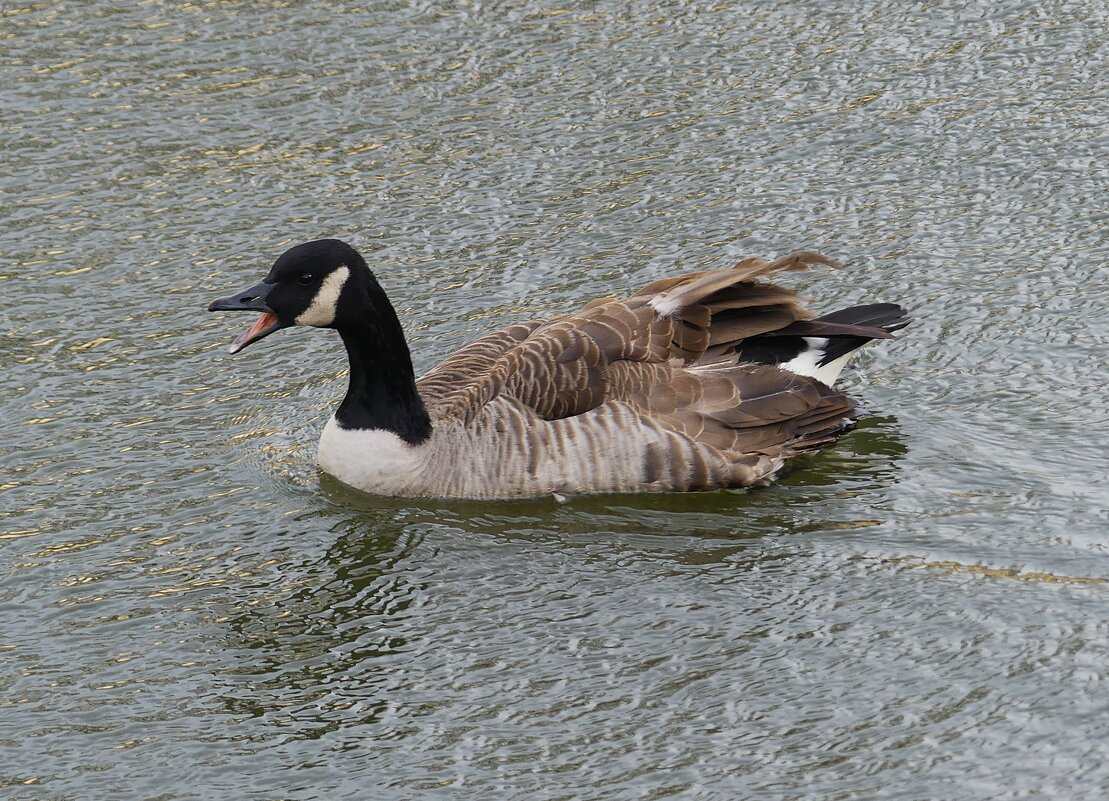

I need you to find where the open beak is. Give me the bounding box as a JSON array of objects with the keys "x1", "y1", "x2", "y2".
[{"x1": 207, "y1": 281, "x2": 286, "y2": 354}]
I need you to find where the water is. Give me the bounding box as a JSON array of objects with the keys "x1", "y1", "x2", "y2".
[{"x1": 2, "y1": 0, "x2": 1107, "y2": 798}]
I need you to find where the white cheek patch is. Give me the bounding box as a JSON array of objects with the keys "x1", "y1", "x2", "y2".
[{"x1": 296, "y1": 265, "x2": 350, "y2": 327}]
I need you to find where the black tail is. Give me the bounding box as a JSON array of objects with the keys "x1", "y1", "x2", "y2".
[
  {"x1": 803, "y1": 303, "x2": 909, "y2": 365},
  {"x1": 735, "y1": 303, "x2": 909, "y2": 369},
  {"x1": 816, "y1": 302, "x2": 910, "y2": 332}
]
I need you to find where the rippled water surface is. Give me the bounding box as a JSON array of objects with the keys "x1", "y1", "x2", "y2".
[{"x1": 2, "y1": 1, "x2": 1108, "y2": 798}]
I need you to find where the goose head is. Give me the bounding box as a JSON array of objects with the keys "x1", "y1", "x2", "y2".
[
  {"x1": 207, "y1": 238, "x2": 368, "y2": 354},
  {"x1": 208, "y1": 238, "x2": 432, "y2": 443}
]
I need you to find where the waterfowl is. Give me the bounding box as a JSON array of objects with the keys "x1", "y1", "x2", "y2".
[{"x1": 208, "y1": 239, "x2": 907, "y2": 499}]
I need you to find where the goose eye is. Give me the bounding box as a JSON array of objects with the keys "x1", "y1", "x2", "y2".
[{"x1": 297, "y1": 273, "x2": 315, "y2": 286}]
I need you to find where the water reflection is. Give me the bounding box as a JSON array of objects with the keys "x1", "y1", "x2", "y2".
[
  {"x1": 214, "y1": 414, "x2": 903, "y2": 742},
  {"x1": 218, "y1": 512, "x2": 425, "y2": 737}
]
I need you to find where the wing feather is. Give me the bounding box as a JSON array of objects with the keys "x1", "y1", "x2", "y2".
[{"x1": 416, "y1": 251, "x2": 859, "y2": 487}]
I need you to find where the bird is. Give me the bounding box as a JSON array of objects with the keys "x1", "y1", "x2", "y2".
[{"x1": 208, "y1": 239, "x2": 907, "y2": 499}]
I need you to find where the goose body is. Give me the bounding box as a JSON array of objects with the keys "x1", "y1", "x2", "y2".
[{"x1": 209, "y1": 240, "x2": 907, "y2": 499}]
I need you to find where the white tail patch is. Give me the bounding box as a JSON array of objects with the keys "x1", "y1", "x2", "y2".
[
  {"x1": 296, "y1": 265, "x2": 350, "y2": 327},
  {"x1": 780, "y1": 337, "x2": 855, "y2": 387}
]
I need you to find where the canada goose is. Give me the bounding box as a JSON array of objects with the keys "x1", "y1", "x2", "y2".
[{"x1": 208, "y1": 239, "x2": 907, "y2": 499}]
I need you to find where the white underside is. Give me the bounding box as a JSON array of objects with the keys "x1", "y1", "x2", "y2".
[
  {"x1": 780, "y1": 337, "x2": 855, "y2": 387},
  {"x1": 317, "y1": 416, "x2": 424, "y2": 495}
]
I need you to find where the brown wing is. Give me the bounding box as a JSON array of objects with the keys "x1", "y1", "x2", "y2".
[
  {"x1": 604, "y1": 359, "x2": 857, "y2": 456},
  {"x1": 418, "y1": 251, "x2": 856, "y2": 444},
  {"x1": 417, "y1": 321, "x2": 544, "y2": 419}
]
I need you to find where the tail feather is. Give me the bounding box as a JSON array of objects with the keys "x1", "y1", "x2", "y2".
[
  {"x1": 817, "y1": 302, "x2": 910, "y2": 332},
  {"x1": 629, "y1": 253, "x2": 908, "y2": 388},
  {"x1": 634, "y1": 252, "x2": 841, "y2": 363},
  {"x1": 736, "y1": 303, "x2": 910, "y2": 386}
]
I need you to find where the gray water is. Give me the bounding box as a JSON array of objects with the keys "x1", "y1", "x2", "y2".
[{"x1": 2, "y1": 1, "x2": 1108, "y2": 798}]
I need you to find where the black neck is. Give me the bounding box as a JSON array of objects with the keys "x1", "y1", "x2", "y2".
[{"x1": 334, "y1": 288, "x2": 432, "y2": 445}]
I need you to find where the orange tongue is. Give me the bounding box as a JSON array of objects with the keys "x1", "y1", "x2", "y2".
[{"x1": 230, "y1": 312, "x2": 278, "y2": 354}]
